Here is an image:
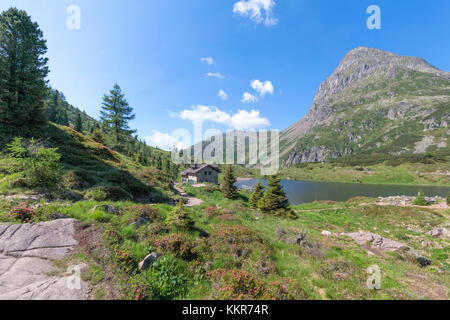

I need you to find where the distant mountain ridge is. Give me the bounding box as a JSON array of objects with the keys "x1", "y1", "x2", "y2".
[
  {"x1": 193, "y1": 47, "x2": 449, "y2": 169},
  {"x1": 280, "y1": 47, "x2": 449, "y2": 165}
]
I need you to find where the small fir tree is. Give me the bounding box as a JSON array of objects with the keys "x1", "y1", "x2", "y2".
[
  {"x1": 258, "y1": 175, "x2": 296, "y2": 219},
  {"x1": 222, "y1": 165, "x2": 238, "y2": 199},
  {"x1": 249, "y1": 180, "x2": 265, "y2": 208}
]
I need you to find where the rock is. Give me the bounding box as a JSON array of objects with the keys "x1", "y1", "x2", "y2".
[
  {"x1": 408, "y1": 248, "x2": 432, "y2": 267},
  {"x1": 346, "y1": 231, "x2": 405, "y2": 251},
  {"x1": 48, "y1": 212, "x2": 68, "y2": 220},
  {"x1": 132, "y1": 214, "x2": 150, "y2": 227},
  {"x1": 0, "y1": 219, "x2": 87, "y2": 300},
  {"x1": 427, "y1": 227, "x2": 448, "y2": 239},
  {"x1": 346, "y1": 230, "x2": 433, "y2": 267},
  {"x1": 90, "y1": 205, "x2": 121, "y2": 215},
  {"x1": 138, "y1": 253, "x2": 158, "y2": 270},
  {"x1": 321, "y1": 230, "x2": 332, "y2": 237}
]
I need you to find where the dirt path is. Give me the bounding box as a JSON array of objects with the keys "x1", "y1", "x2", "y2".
[
  {"x1": 0, "y1": 219, "x2": 88, "y2": 300},
  {"x1": 173, "y1": 185, "x2": 204, "y2": 207}
]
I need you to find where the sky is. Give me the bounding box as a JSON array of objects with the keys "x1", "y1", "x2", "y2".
[{"x1": 1, "y1": 0, "x2": 449, "y2": 150}]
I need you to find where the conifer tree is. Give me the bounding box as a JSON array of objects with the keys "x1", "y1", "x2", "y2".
[
  {"x1": 100, "y1": 84, "x2": 136, "y2": 145},
  {"x1": 223, "y1": 164, "x2": 238, "y2": 199},
  {"x1": 166, "y1": 201, "x2": 193, "y2": 229},
  {"x1": 74, "y1": 112, "x2": 83, "y2": 132},
  {"x1": 258, "y1": 175, "x2": 296, "y2": 219},
  {"x1": 249, "y1": 180, "x2": 265, "y2": 208},
  {"x1": 0, "y1": 8, "x2": 49, "y2": 127}
]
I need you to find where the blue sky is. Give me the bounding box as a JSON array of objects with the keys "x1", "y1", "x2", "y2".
[{"x1": 1, "y1": 0, "x2": 449, "y2": 149}]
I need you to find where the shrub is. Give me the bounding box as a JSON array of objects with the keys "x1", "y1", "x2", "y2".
[
  {"x1": 165, "y1": 202, "x2": 193, "y2": 229},
  {"x1": 204, "y1": 206, "x2": 219, "y2": 218},
  {"x1": 84, "y1": 186, "x2": 132, "y2": 201},
  {"x1": 112, "y1": 246, "x2": 137, "y2": 274},
  {"x1": 413, "y1": 191, "x2": 428, "y2": 206},
  {"x1": 209, "y1": 269, "x2": 301, "y2": 300},
  {"x1": 149, "y1": 233, "x2": 207, "y2": 261},
  {"x1": 90, "y1": 210, "x2": 112, "y2": 223},
  {"x1": 204, "y1": 184, "x2": 221, "y2": 193},
  {"x1": 7, "y1": 137, "x2": 62, "y2": 188},
  {"x1": 7, "y1": 205, "x2": 40, "y2": 223},
  {"x1": 147, "y1": 254, "x2": 189, "y2": 300},
  {"x1": 447, "y1": 193, "x2": 450, "y2": 206},
  {"x1": 62, "y1": 170, "x2": 95, "y2": 189}
]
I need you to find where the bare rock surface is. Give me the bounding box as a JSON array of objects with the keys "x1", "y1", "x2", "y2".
[{"x1": 0, "y1": 219, "x2": 87, "y2": 300}]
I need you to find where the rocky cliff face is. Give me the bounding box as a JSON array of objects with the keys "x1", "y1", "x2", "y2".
[{"x1": 280, "y1": 47, "x2": 450, "y2": 165}]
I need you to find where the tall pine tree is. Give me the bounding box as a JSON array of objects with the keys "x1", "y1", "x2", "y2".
[
  {"x1": 100, "y1": 84, "x2": 136, "y2": 146},
  {"x1": 222, "y1": 165, "x2": 238, "y2": 199},
  {"x1": 0, "y1": 8, "x2": 49, "y2": 127},
  {"x1": 258, "y1": 175, "x2": 296, "y2": 219}
]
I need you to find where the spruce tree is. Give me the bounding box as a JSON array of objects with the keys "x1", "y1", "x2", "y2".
[
  {"x1": 74, "y1": 112, "x2": 83, "y2": 132},
  {"x1": 100, "y1": 84, "x2": 136, "y2": 146},
  {"x1": 249, "y1": 180, "x2": 264, "y2": 208},
  {"x1": 222, "y1": 164, "x2": 238, "y2": 199},
  {"x1": 0, "y1": 8, "x2": 49, "y2": 127},
  {"x1": 258, "y1": 175, "x2": 296, "y2": 219}
]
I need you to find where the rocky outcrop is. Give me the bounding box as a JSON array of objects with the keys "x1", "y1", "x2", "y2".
[
  {"x1": 0, "y1": 219, "x2": 87, "y2": 300},
  {"x1": 279, "y1": 47, "x2": 450, "y2": 165},
  {"x1": 344, "y1": 231, "x2": 432, "y2": 267}
]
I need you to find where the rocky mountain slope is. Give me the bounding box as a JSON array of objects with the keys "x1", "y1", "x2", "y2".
[{"x1": 281, "y1": 47, "x2": 449, "y2": 165}]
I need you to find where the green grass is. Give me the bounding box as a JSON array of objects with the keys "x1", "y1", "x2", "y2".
[
  {"x1": 278, "y1": 161, "x2": 450, "y2": 186},
  {"x1": 1, "y1": 183, "x2": 448, "y2": 300}
]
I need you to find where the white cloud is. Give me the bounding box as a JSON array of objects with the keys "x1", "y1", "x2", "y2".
[
  {"x1": 176, "y1": 105, "x2": 270, "y2": 130},
  {"x1": 251, "y1": 79, "x2": 274, "y2": 96},
  {"x1": 201, "y1": 57, "x2": 214, "y2": 65},
  {"x1": 229, "y1": 110, "x2": 270, "y2": 130},
  {"x1": 218, "y1": 90, "x2": 228, "y2": 100},
  {"x1": 145, "y1": 130, "x2": 188, "y2": 151},
  {"x1": 233, "y1": 0, "x2": 278, "y2": 26},
  {"x1": 207, "y1": 72, "x2": 225, "y2": 79},
  {"x1": 241, "y1": 92, "x2": 259, "y2": 103}
]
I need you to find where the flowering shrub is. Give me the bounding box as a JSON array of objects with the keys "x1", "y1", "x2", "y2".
[
  {"x1": 127, "y1": 274, "x2": 152, "y2": 300},
  {"x1": 149, "y1": 233, "x2": 208, "y2": 261},
  {"x1": 7, "y1": 205, "x2": 40, "y2": 223},
  {"x1": 103, "y1": 225, "x2": 122, "y2": 245},
  {"x1": 112, "y1": 246, "x2": 137, "y2": 274},
  {"x1": 129, "y1": 205, "x2": 160, "y2": 222},
  {"x1": 204, "y1": 206, "x2": 219, "y2": 218},
  {"x1": 211, "y1": 224, "x2": 271, "y2": 257},
  {"x1": 209, "y1": 269, "x2": 301, "y2": 300},
  {"x1": 218, "y1": 214, "x2": 236, "y2": 222}
]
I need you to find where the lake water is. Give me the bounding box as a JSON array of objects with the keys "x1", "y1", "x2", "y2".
[{"x1": 235, "y1": 179, "x2": 450, "y2": 205}]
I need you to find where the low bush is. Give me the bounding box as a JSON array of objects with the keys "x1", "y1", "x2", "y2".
[
  {"x1": 208, "y1": 269, "x2": 302, "y2": 300},
  {"x1": 413, "y1": 191, "x2": 428, "y2": 206},
  {"x1": 84, "y1": 186, "x2": 132, "y2": 201},
  {"x1": 7, "y1": 205, "x2": 40, "y2": 223},
  {"x1": 146, "y1": 253, "x2": 189, "y2": 300}
]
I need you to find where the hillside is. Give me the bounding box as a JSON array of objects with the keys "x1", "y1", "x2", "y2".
[
  {"x1": 281, "y1": 47, "x2": 449, "y2": 165},
  {"x1": 0, "y1": 122, "x2": 180, "y2": 203}
]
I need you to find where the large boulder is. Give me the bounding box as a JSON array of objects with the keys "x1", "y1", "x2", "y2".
[
  {"x1": 138, "y1": 253, "x2": 158, "y2": 270},
  {"x1": 344, "y1": 231, "x2": 432, "y2": 267}
]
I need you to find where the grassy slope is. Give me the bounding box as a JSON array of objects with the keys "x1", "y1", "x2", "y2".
[
  {"x1": 0, "y1": 123, "x2": 177, "y2": 202},
  {"x1": 2, "y1": 186, "x2": 447, "y2": 300},
  {"x1": 278, "y1": 161, "x2": 450, "y2": 186}
]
